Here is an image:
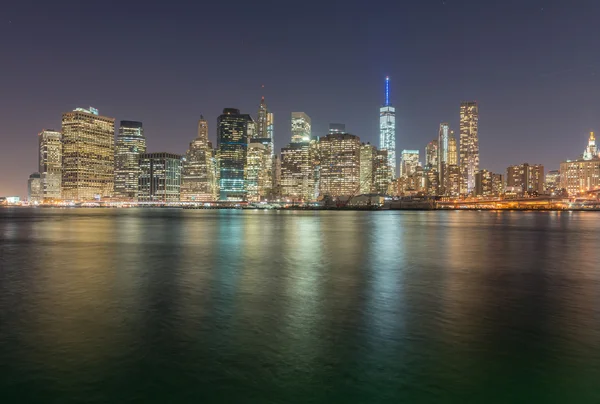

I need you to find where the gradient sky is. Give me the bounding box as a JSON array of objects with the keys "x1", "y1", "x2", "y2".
[{"x1": 1, "y1": 0, "x2": 599, "y2": 196}]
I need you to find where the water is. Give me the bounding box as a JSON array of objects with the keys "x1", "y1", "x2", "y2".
[{"x1": 1, "y1": 208, "x2": 600, "y2": 403}]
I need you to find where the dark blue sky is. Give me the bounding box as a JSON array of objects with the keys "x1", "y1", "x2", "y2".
[{"x1": 1, "y1": 0, "x2": 599, "y2": 196}]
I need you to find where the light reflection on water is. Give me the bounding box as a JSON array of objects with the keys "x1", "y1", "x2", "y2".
[{"x1": 1, "y1": 208, "x2": 600, "y2": 403}]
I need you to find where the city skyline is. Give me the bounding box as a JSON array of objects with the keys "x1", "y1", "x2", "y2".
[{"x1": 2, "y1": 1, "x2": 600, "y2": 196}]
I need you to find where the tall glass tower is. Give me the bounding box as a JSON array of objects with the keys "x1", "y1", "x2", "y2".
[{"x1": 379, "y1": 76, "x2": 396, "y2": 178}]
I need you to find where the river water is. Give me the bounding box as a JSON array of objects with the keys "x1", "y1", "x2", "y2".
[{"x1": 1, "y1": 208, "x2": 599, "y2": 403}]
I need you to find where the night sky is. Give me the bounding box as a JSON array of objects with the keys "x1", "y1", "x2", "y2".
[{"x1": 1, "y1": 0, "x2": 599, "y2": 196}]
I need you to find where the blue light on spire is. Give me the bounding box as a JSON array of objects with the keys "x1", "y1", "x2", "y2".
[{"x1": 385, "y1": 76, "x2": 390, "y2": 106}]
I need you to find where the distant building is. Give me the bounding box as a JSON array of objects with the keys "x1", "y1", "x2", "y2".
[
  {"x1": 256, "y1": 96, "x2": 268, "y2": 140},
  {"x1": 379, "y1": 76, "x2": 396, "y2": 177},
  {"x1": 280, "y1": 142, "x2": 314, "y2": 201},
  {"x1": 425, "y1": 139, "x2": 438, "y2": 167},
  {"x1": 438, "y1": 123, "x2": 450, "y2": 195},
  {"x1": 181, "y1": 116, "x2": 217, "y2": 202},
  {"x1": 27, "y1": 172, "x2": 42, "y2": 203},
  {"x1": 360, "y1": 143, "x2": 377, "y2": 194},
  {"x1": 424, "y1": 165, "x2": 439, "y2": 196},
  {"x1": 319, "y1": 133, "x2": 361, "y2": 197},
  {"x1": 474, "y1": 169, "x2": 494, "y2": 197},
  {"x1": 138, "y1": 153, "x2": 182, "y2": 202},
  {"x1": 400, "y1": 150, "x2": 420, "y2": 177},
  {"x1": 545, "y1": 170, "x2": 560, "y2": 193},
  {"x1": 492, "y1": 173, "x2": 504, "y2": 196},
  {"x1": 446, "y1": 165, "x2": 461, "y2": 197},
  {"x1": 459, "y1": 102, "x2": 479, "y2": 194},
  {"x1": 328, "y1": 123, "x2": 346, "y2": 134},
  {"x1": 38, "y1": 129, "x2": 62, "y2": 200},
  {"x1": 506, "y1": 163, "x2": 544, "y2": 195},
  {"x1": 61, "y1": 107, "x2": 115, "y2": 200},
  {"x1": 448, "y1": 131, "x2": 458, "y2": 166},
  {"x1": 114, "y1": 121, "x2": 146, "y2": 200},
  {"x1": 291, "y1": 112, "x2": 311, "y2": 143},
  {"x1": 217, "y1": 108, "x2": 253, "y2": 201},
  {"x1": 560, "y1": 132, "x2": 600, "y2": 195},
  {"x1": 246, "y1": 141, "x2": 272, "y2": 202}
]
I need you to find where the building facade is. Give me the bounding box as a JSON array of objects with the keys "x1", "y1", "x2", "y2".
[
  {"x1": 560, "y1": 134, "x2": 600, "y2": 195},
  {"x1": 359, "y1": 143, "x2": 377, "y2": 194},
  {"x1": 506, "y1": 163, "x2": 544, "y2": 195},
  {"x1": 61, "y1": 107, "x2": 115, "y2": 200},
  {"x1": 27, "y1": 172, "x2": 42, "y2": 203},
  {"x1": 459, "y1": 102, "x2": 479, "y2": 195},
  {"x1": 448, "y1": 131, "x2": 458, "y2": 166},
  {"x1": 291, "y1": 112, "x2": 311, "y2": 144},
  {"x1": 319, "y1": 133, "x2": 361, "y2": 197},
  {"x1": 181, "y1": 116, "x2": 217, "y2": 202},
  {"x1": 114, "y1": 121, "x2": 146, "y2": 199},
  {"x1": 280, "y1": 142, "x2": 314, "y2": 201},
  {"x1": 217, "y1": 108, "x2": 252, "y2": 201},
  {"x1": 437, "y1": 123, "x2": 449, "y2": 195},
  {"x1": 400, "y1": 150, "x2": 420, "y2": 177},
  {"x1": 138, "y1": 153, "x2": 182, "y2": 202},
  {"x1": 246, "y1": 141, "x2": 272, "y2": 202},
  {"x1": 38, "y1": 129, "x2": 62, "y2": 200},
  {"x1": 379, "y1": 76, "x2": 396, "y2": 177}
]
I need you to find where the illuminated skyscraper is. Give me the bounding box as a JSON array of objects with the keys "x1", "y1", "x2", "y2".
[
  {"x1": 400, "y1": 150, "x2": 420, "y2": 177},
  {"x1": 582, "y1": 131, "x2": 598, "y2": 160},
  {"x1": 448, "y1": 131, "x2": 458, "y2": 166},
  {"x1": 291, "y1": 112, "x2": 311, "y2": 143},
  {"x1": 425, "y1": 139, "x2": 438, "y2": 167},
  {"x1": 138, "y1": 153, "x2": 182, "y2": 202},
  {"x1": 379, "y1": 76, "x2": 396, "y2": 177},
  {"x1": 246, "y1": 141, "x2": 272, "y2": 202},
  {"x1": 217, "y1": 108, "x2": 252, "y2": 201},
  {"x1": 38, "y1": 129, "x2": 62, "y2": 200},
  {"x1": 319, "y1": 133, "x2": 361, "y2": 197},
  {"x1": 114, "y1": 121, "x2": 146, "y2": 199},
  {"x1": 459, "y1": 101, "x2": 479, "y2": 194},
  {"x1": 181, "y1": 116, "x2": 217, "y2": 201},
  {"x1": 61, "y1": 107, "x2": 115, "y2": 200},
  {"x1": 267, "y1": 113, "x2": 274, "y2": 143},
  {"x1": 437, "y1": 123, "x2": 449, "y2": 194},
  {"x1": 360, "y1": 143, "x2": 377, "y2": 194},
  {"x1": 280, "y1": 142, "x2": 314, "y2": 201},
  {"x1": 256, "y1": 96, "x2": 268, "y2": 140}
]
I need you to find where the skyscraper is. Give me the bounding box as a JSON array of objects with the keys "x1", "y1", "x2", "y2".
[
  {"x1": 448, "y1": 131, "x2": 458, "y2": 166},
  {"x1": 280, "y1": 142, "x2": 314, "y2": 201},
  {"x1": 437, "y1": 123, "x2": 449, "y2": 194},
  {"x1": 114, "y1": 121, "x2": 146, "y2": 199},
  {"x1": 266, "y1": 112, "x2": 274, "y2": 144},
  {"x1": 246, "y1": 141, "x2": 272, "y2": 202},
  {"x1": 319, "y1": 133, "x2": 361, "y2": 197},
  {"x1": 425, "y1": 139, "x2": 438, "y2": 167},
  {"x1": 291, "y1": 112, "x2": 311, "y2": 143},
  {"x1": 506, "y1": 163, "x2": 544, "y2": 195},
  {"x1": 138, "y1": 153, "x2": 182, "y2": 202},
  {"x1": 61, "y1": 107, "x2": 115, "y2": 200},
  {"x1": 181, "y1": 116, "x2": 217, "y2": 201},
  {"x1": 256, "y1": 96, "x2": 268, "y2": 140},
  {"x1": 328, "y1": 123, "x2": 346, "y2": 134},
  {"x1": 459, "y1": 101, "x2": 479, "y2": 195},
  {"x1": 379, "y1": 76, "x2": 396, "y2": 178},
  {"x1": 38, "y1": 129, "x2": 62, "y2": 200},
  {"x1": 400, "y1": 150, "x2": 420, "y2": 177},
  {"x1": 360, "y1": 143, "x2": 377, "y2": 194},
  {"x1": 217, "y1": 108, "x2": 252, "y2": 201}
]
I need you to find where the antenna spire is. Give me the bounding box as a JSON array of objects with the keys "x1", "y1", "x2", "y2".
[{"x1": 385, "y1": 76, "x2": 390, "y2": 106}]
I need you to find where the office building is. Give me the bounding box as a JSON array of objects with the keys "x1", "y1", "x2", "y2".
[
  {"x1": 459, "y1": 102, "x2": 479, "y2": 194},
  {"x1": 280, "y1": 142, "x2": 314, "y2": 201},
  {"x1": 319, "y1": 133, "x2": 361, "y2": 197},
  {"x1": 27, "y1": 172, "x2": 42, "y2": 203},
  {"x1": 267, "y1": 113, "x2": 274, "y2": 146},
  {"x1": 400, "y1": 150, "x2": 420, "y2": 177},
  {"x1": 181, "y1": 116, "x2": 217, "y2": 201},
  {"x1": 291, "y1": 112, "x2": 311, "y2": 143},
  {"x1": 38, "y1": 129, "x2": 62, "y2": 200},
  {"x1": 217, "y1": 108, "x2": 253, "y2": 201},
  {"x1": 61, "y1": 107, "x2": 115, "y2": 200},
  {"x1": 437, "y1": 123, "x2": 449, "y2": 195},
  {"x1": 379, "y1": 76, "x2": 396, "y2": 177},
  {"x1": 474, "y1": 169, "x2": 493, "y2": 197},
  {"x1": 446, "y1": 165, "x2": 461, "y2": 197},
  {"x1": 506, "y1": 163, "x2": 544, "y2": 195},
  {"x1": 545, "y1": 170, "x2": 560, "y2": 193},
  {"x1": 328, "y1": 123, "x2": 346, "y2": 134},
  {"x1": 246, "y1": 141, "x2": 272, "y2": 202},
  {"x1": 492, "y1": 173, "x2": 504, "y2": 196},
  {"x1": 138, "y1": 153, "x2": 182, "y2": 202},
  {"x1": 360, "y1": 143, "x2": 377, "y2": 194},
  {"x1": 114, "y1": 121, "x2": 146, "y2": 199},
  {"x1": 256, "y1": 96, "x2": 268, "y2": 140},
  {"x1": 448, "y1": 131, "x2": 458, "y2": 166},
  {"x1": 560, "y1": 133, "x2": 600, "y2": 195},
  {"x1": 425, "y1": 139, "x2": 438, "y2": 167}
]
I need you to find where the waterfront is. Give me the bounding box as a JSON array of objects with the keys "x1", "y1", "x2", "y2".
[{"x1": 1, "y1": 209, "x2": 600, "y2": 403}]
